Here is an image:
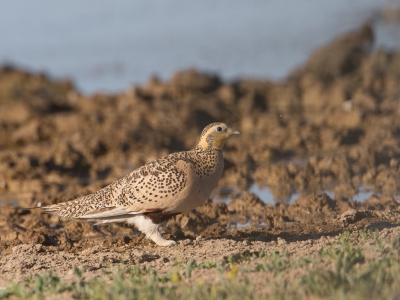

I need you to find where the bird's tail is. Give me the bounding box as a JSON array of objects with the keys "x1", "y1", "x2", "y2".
[
  {"x1": 40, "y1": 194, "x2": 92, "y2": 219},
  {"x1": 40, "y1": 177, "x2": 127, "y2": 219},
  {"x1": 40, "y1": 203, "x2": 66, "y2": 216}
]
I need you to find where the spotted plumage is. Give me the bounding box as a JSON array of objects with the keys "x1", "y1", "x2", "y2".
[{"x1": 41, "y1": 122, "x2": 240, "y2": 246}]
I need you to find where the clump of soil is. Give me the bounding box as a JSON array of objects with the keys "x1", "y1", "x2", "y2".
[{"x1": 1, "y1": 23, "x2": 400, "y2": 285}]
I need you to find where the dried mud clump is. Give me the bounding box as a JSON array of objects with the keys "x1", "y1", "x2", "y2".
[{"x1": 1, "y1": 23, "x2": 400, "y2": 284}]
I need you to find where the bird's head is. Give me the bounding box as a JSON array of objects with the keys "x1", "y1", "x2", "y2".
[{"x1": 197, "y1": 122, "x2": 240, "y2": 150}]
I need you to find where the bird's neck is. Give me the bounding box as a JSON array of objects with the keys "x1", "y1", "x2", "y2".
[
  {"x1": 197, "y1": 136, "x2": 227, "y2": 150},
  {"x1": 195, "y1": 145, "x2": 222, "y2": 152}
]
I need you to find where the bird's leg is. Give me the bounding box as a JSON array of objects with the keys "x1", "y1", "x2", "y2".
[
  {"x1": 129, "y1": 215, "x2": 176, "y2": 247},
  {"x1": 146, "y1": 227, "x2": 177, "y2": 247}
]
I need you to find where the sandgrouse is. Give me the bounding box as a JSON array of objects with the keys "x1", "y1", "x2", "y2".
[{"x1": 41, "y1": 122, "x2": 239, "y2": 246}]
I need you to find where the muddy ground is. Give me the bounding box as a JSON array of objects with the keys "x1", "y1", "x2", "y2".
[{"x1": 1, "y1": 23, "x2": 400, "y2": 288}]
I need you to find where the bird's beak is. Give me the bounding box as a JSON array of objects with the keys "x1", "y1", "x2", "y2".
[{"x1": 229, "y1": 128, "x2": 240, "y2": 135}]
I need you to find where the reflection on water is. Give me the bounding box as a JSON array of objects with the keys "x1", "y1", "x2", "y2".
[
  {"x1": 213, "y1": 184, "x2": 383, "y2": 205},
  {"x1": 249, "y1": 184, "x2": 300, "y2": 205},
  {"x1": 212, "y1": 186, "x2": 237, "y2": 204},
  {"x1": 254, "y1": 184, "x2": 381, "y2": 204},
  {"x1": 0, "y1": 193, "x2": 31, "y2": 207},
  {"x1": 228, "y1": 219, "x2": 252, "y2": 229},
  {"x1": 353, "y1": 188, "x2": 374, "y2": 202}
]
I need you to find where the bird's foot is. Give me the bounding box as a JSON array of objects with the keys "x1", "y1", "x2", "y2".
[
  {"x1": 154, "y1": 238, "x2": 177, "y2": 247},
  {"x1": 132, "y1": 215, "x2": 177, "y2": 246},
  {"x1": 146, "y1": 228, "x2": 177, "y2": 247}
]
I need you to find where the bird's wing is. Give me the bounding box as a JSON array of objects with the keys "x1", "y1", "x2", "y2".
[
  {"x1": 118, "y1": 157, "x2": 192, "y2": 212},
  {"x1": 77, "y1": 206, "x2": 141, "y2": 219},
  {"x1": 73, "y1": 155, "x2": 193, "y2": 221}
]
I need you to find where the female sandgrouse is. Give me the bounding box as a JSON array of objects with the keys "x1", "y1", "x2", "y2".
[{"x1": 41, "y1": 122, "x2": 239, "y2": 246}]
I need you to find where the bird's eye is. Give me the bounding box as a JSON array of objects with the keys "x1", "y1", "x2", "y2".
[{"x1": 216, "y1": 126, "x2": 223, "y2": 132}]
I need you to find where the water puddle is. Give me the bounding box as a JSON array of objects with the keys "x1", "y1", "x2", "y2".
[
  {"x1": 213, "y1": 185, "x2": 380, "y2": 206},
  {"x1": 352, "y1": 187, "x2": 375, "y2": 202},
  {"x1": 212, "y1": 187, "x2": 238, "y2": 204},
  {"x1": 249, "y1": 185, "x2": 300, "y2": 205},
  {"x1": 251, "y1": 184, "x2": 381, "y2": 204},
  {"x1": 228, "y1": 219, "x2": 252, "y2": 229},
  {"x1": 0, "y1": 193, "x2": 32, "y2": 208}
]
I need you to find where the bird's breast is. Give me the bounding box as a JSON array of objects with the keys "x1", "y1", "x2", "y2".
[{"x1": 171, "y1": 151, "x2": 224, "y2": 213}]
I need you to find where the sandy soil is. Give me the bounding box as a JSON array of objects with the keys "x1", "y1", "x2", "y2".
[{"x1": 1, "y1": 23, "x2": 400, "y2": 287}]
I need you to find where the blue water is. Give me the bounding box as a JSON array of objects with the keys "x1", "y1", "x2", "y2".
[
  {"x1": 251, "y1": 185, "x2": 379, "y2": 204},
  {"x1": 213, "y1": 185, "x2": 380, "y2": 205},
  {"x1": 1, "y1": 0, "x2": 399, "y2": 94},
  {"x1": 0, "y1": 193, "x2": 28, "y2": 207}
]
